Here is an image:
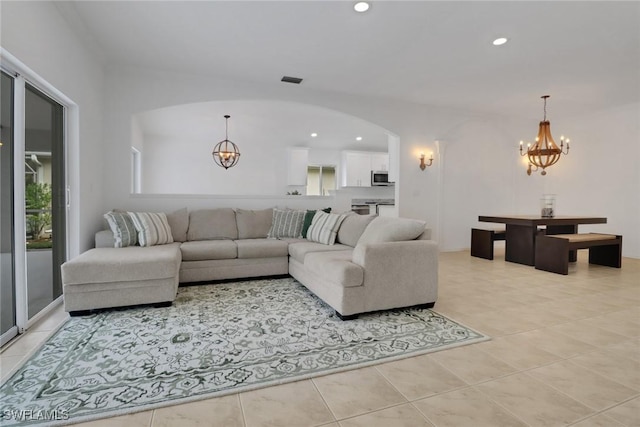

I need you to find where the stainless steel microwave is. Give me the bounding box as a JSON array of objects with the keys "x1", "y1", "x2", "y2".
[{"x1": 371, "y1": 171, "x2": 393, "y2": 186}]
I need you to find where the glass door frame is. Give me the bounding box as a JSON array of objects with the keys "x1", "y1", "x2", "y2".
[{"x1": 1, "y1": 48, "x2": 80, "y2": 335}]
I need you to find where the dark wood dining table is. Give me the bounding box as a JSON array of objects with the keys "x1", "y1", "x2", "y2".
[{"x1": 478, "y1": 215, "x2": 607, "y2": 266}]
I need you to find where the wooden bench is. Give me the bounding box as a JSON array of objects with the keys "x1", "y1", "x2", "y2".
[
  {"x1": 535, "y1": 233, "x2": 622, "y2": 275},
  {"x1": 471, "y1": 228, "x2": 506, "y2": 260}
]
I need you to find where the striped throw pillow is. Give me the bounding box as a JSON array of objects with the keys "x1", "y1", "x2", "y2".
[
  {"x1": 103, "y1": 211, "x2": 138, "y2": 247},
  {"x1": 306, "y1": 211, "x2": 348, "y2": 245},
  {"x1": 128, "y1": 212, "x2": 174, "y2": 247},
  {"x1": 267, "y1": 209, "x2": 306, "y2": 239}
]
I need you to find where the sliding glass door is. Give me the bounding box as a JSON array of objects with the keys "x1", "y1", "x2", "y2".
[
  {"x1": 1, "y1": 64, "x2": 67, "y2": 346},
  {"x1": 1, "y1": 71, "x2": 17, "y2": 345},
  {"x1": 24, "y1": 84, "x2": 65, "y2": 318}
]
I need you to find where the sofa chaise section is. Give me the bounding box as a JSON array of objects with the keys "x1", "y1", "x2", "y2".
[{"x1": 61, "y1": 243, "x2": 181, "y2": 315}]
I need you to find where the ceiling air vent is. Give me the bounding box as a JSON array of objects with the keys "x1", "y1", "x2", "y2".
[{"x1": 281, "y1": 76, "x2": 303, "y2": 84}]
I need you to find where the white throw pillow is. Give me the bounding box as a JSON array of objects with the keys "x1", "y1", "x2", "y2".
[
  {"x1": 128, "y1": 212, "x2": 174, "y2": 247},
  {"x1": 306, "y1": 211, "x2": 348, "y2": 245},
  {"x1": 357, "y1": 216, "x2": 426, "y2": 245}
]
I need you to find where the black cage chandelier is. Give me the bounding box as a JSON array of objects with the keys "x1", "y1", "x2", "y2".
[{"x1": 212, "y1": 115, "x2": 241, "y2": 169}]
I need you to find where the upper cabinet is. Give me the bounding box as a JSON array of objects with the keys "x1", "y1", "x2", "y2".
[
  {"x1": 287, "y1": 147, "x2": 309, "y2": 186},
  {"x1": 340, "y1": 151, "x2": 389, "y2": 187},
  {"x1": 370, "y1": 153, "x2": 389, "y2": 172}
]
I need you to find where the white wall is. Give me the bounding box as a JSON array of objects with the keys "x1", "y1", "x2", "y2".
[
  {"x1": 437, "y1": 103, "x2": 640, "y2": 258},
  {"x1": 1, "y1": 1, "x2": 104, "y2": 254},
  {"x1": 139, "y1": 133, "x2": 284, "y2": 195},
  {"x1": 511, "y1": 103, "x2": 640, "y2": 258},
  {"x1": 520, "y1": 104, "x2": 640, "y2": 258}
]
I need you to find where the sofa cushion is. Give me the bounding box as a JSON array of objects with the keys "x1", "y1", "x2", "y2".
[
  {"x1": 167, "y1": 208, "x2": 189, "y2": 242},
  {"x1": 357, "y1": 217, "x2": 426, "y2": 245},
  {"x1": 128, "y1": 212, "x2": 174, "y2": 247},
  {"x1": 103, "y1": 211, "x2": 138, "y2": 247},
  {"x1": 180, "y1": 240, "x2": 237, "y2": 261},
  {"x1": 337, "y1": 213, "x2": 377, "y2": 247},
  {"x1": 236, "y1": 239, "x2": 289, "y2": 258},
  {"x1": 306, "y1": 211, "x2": 348, "y2": 245},
  {"x1": 236, "y1": 208, "x2": 273, "y2": 239},
  {"x1": 278, "y1": 237, "x2": 308, "y2": 244},
  {"x1": 304, "y1": 251, "x2": 363, "y2": 288},
  {"x1": 188, "y1": 208, "x2": 238, "y2": 241},
  {"x1": 61, "y1": 243, "x2": 181, "y2": 285},
  {"x1": 288, "y1": 241, "x2": 352, "y2": 264},
  {"x1": 267, "y1": 209, "x2": 306, "y2": 239}
]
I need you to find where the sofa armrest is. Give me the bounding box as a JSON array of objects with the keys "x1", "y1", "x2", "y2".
[
  {"x1": 416, "y1": 228, "x2": 432, "y2": 240},
  {"x1": 95, "y1": 230, "x2": 116, "y2": 248},
  {"x1": 352, "y1": 240, "x2": 438, "y2": 310}
]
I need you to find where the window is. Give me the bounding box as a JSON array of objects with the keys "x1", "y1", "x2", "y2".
[
  {"x1": 307, "y1": 165, "x2": 336, "y2": 196},
  {"x1": 131, "y1": 147, "x2": 141, "y2": 193}
]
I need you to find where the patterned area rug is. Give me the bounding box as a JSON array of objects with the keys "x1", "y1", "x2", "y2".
[{"x1": 0, "y1": 277, "x2": 488, "y2": 426}]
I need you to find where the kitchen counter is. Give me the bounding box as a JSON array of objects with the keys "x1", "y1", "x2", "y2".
[
  {"x1": 352, "y1": 198, "x2": 394, "y2": 206},
  {"x1": 351, "y1": 198, "x2": 395, "y2": 215}
]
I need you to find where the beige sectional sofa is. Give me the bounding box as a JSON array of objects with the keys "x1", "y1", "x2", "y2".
[{"x1": 61, "y1": 208, "x2": 438, "y2": 320}]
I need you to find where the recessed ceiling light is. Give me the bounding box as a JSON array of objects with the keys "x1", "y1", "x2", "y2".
[
  {"x1": 354, "y1": 2, "x2": 370, "y2": 13},
  {"x1": 311, "y1": 133, "x2": 318, "y2": 137},
  {"x1": 492, "y1": 37, "x2": 508, "y2": 46},
  {"x1": 356, "y1": 136, "x2": 363, "y2": 141}
]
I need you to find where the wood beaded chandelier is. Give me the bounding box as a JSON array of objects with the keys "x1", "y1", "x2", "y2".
[
  {"x1": 212, "y1": 115, "x2": 240, "y2": 169},
  {"x1": 519, "y1": 96, "x2": 570, "y2": 175}
]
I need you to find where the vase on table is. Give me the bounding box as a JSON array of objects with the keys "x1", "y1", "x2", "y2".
[{"x1": 540, "y1": 194, "x2": 556, "y2": 218}]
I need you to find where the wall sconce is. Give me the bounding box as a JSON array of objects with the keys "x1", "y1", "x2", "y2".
[{"x1": 419, "y1": 153, "x2": 433, "y2": 170}]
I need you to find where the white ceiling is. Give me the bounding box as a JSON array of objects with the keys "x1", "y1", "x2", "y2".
[{"x1": 57, "y1": 1, "x2": 640, "y2": 125}]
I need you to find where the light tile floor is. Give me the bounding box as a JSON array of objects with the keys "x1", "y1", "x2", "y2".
[{"x1": 1, "y1": 249, "x2": 638, "y2": 427}]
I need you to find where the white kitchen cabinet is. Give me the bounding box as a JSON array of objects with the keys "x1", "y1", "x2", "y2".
[
  {"x1": 286, "y1": 147, "x2": 309, "y2": 186},
  {"x1": 341, "y1": 151, "x2": 389, "y2": 187},
  {"x1": 342, "y1": 151, "x2": 372, "y2": 187},
  {"x1": 370, "y1": 153, "x2": 389, "y2": 172}
]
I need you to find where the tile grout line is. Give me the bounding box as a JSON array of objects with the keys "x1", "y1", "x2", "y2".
[
  {"x1": 311, "y1": 377, "x2": 414, "y2": 423},
  {"x1": 308, "y1": 379, "x2": 339, "y2": 424},
  {"x1": 237, "y1": 392, "x2": 249, "y2": 427},
  {"x1": 235, "y1": 393, "x2": 248, "y2": 427}
]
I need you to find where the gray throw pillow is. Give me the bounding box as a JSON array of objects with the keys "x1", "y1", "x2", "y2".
[
  {"x1": 103, "y1": 211, "x2": 138, "y2": 247},
  {"x1": 307, "y1": 211, "x2": 348, "y2": 245},
  {"x1": 267, "y1": 209, "x2": 306, "y2": 239},
  {"x1": 128, "y1": 211, "x2": 174, "y2": 247}
]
